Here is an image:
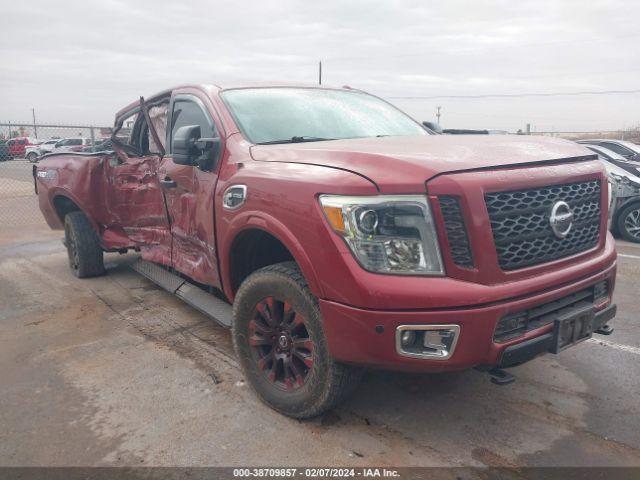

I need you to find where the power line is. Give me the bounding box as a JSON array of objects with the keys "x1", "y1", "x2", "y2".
[{"x1": 387, "y1": 89, "x2": 640, "y2": 100}]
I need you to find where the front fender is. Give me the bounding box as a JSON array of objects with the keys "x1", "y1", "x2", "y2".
[{"x1": 219, "y1": 209, "x2": 322, "y2": 302}]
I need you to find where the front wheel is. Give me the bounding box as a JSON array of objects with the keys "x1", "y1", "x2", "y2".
[
  {"x1": 617, "y1": 202, "x2": 640, "y2": 243},
  {"x1": 232, "y1": 262, "x2": 362, "y2": 418},
  {"x1": 26, "y1": 152, "x2": 38, "y2": 162}
]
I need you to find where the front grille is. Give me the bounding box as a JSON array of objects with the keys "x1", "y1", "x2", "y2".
[
  {"x1": 439, "y1": 196, "x2": 474, "y2": 269},
  {"x1": 485, "y1": 180, "x2": 601, "y2": 270},
  {"x1": 494, "y1": 281, "x2": 608, "y2": 343}
]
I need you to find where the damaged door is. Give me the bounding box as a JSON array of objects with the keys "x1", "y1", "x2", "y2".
[
  {"x1": 104, "y1": 99, "x2": 172, "y2": 264},
  {"x1": 159, "y1": 92, "x2": 222, "y2": 287}
]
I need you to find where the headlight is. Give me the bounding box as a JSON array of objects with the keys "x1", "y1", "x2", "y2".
[{"x1": 319, "y1": 195, "x2": 444, "y2": 275}]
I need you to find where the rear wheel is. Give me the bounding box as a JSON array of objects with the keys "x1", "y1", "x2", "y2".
[
  {"x1": 232, "y1": 262, "x2": 362, "y2": 418},
  {"x1": 617, "y1": 202, "x2": 640, "y2": 243},
  {"x1": 64, "y1": 211, "x2": 105, "y2": 278}
]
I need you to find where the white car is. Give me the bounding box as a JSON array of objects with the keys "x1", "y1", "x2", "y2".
[
  {"x1": 578, "y1": 139, "x2": 640, "y2": 161},
  {"x1": 50, "y1": 137, "x2": 93, "y2": 154},
  {"x1": 585, "y1": 144, "x2": 640, "y2": 243},
  {"x1": 25, "y1": 139, "x2": 60, "y2": 162}
]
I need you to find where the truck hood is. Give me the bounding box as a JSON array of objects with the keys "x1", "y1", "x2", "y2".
[{"x1": 250, "y1": 135, "x2": 595, "y2": 192}]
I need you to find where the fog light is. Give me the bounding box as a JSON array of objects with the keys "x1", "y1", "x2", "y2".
[
  {"x1": 400, "y1": 330, "x2": 416, "y2": 347},
  {"x1": 396, "y1": 325, "x2": 460, "y2": 360},
  {"x1": 424, "y1": 330, "x2": 452, "y2": 351}
]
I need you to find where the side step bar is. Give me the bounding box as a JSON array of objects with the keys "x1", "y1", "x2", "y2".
[{"x1": 131, "y1": 259, "x2": 233, "y2": 328}]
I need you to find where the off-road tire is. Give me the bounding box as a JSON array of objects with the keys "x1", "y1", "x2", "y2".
[
  {"x1": 232, "y1": 261, "x2": 362, "y2": 418},
  {"x1": 64, "y1": 211, "x2": 105, "y2": 278},
  {"x1": 616, "y1": 202, "x2": 640, "y2": 243}
]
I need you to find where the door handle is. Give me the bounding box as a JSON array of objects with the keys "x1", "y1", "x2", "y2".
[{"x1": 160, "y1": 177, "x2": 177, "y2": 188}]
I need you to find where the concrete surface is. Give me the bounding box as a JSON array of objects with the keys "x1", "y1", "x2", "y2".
[{"x1": 0, "y1": 160, "x2": 639, "y2": 468}]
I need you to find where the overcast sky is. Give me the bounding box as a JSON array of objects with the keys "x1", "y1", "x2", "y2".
[{"x1": 1, "y1": 0, "x2": 638, "y2": 132}]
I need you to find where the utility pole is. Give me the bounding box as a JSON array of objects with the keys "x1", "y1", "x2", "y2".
[
  {"x1": 436, "y1": 106, "x2": 441, "y2": 125},
  {"x1": 318, "y1": 60, "x2": 322, "y2": 85},
  {"x1": 32, "y1": 108, "x2": 38, "y2": 139}
]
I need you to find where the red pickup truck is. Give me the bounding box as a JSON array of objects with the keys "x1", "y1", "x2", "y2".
[
  {"x1": 7, "y1": 136, "x2": 36, "y2": 159},
  {"x1": 34, "y1": 84, "x2": 617, "y2": 418}
]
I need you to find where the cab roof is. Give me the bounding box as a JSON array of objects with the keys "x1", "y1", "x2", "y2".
[{"x1": 114, "y1": 83, "x2": 358, "y2": 121}]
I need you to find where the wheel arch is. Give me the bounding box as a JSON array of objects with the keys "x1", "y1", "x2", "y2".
[
  {"x1": 49, "y1": 189, "x2": 101, "y2": 234},
  {"x1": 221, "y1": 212, "x2": 322, "y2": 302}
]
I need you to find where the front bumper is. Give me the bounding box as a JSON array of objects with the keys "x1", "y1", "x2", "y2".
[
  {"x1": 319, "y1": 260, "x2": 616, "y2": 373},
  {"x1": 498, "y1": 303, "x2": 616, "y2": 368}
]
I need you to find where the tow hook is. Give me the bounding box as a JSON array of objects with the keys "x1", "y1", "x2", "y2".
[
  {"x1": 595, "y1": 324, "x2": 614, "y2": 335},
  {"x1": 488, "y1": 368, "x2": 516, "y2": 386}
]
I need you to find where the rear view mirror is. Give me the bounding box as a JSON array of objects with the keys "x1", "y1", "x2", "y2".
[{"x1": 172, "y1": 124, "x2": 220, "y2": 170}]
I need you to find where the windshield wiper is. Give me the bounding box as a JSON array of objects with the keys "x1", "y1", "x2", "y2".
[{"x1": 256, "y1": 136, "x2": 335, "y2": 145}]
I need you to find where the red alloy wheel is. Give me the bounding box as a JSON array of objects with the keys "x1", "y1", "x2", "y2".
[{"x1": 248, "y1": 297, "x2": 314, "y2": 391}]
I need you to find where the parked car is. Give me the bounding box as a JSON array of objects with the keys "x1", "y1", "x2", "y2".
[
  {"x1": 81, "y1": 139, "x2": 112, "y2": 153},
  {"x1": 25, "y1": 143, "x2": 42, "y2": 162},
  {"x1": 40, "y1": 138, "x2": 62, "y2": 153},
  {"x1": 577, "y1": 139, "x2": 640, "y2": 161},
  {"x1": 25, "y1": 139, "x2": 61, "y2": 162},
  {"x1": 51, "y1": 137, "x2": 93, "y2": 153},
  {"x1": 421, "y1": 123, "x2": 509, "y2": 135},
  {"x1": 0, "y1": 141, "x2": 9, "y2": 161},
  {"x1": 443, "y1": 128, "x2": 489, "y2": 135},
  {"x1": 34, "y1": 84, "x2": 617, "y2": 418},
  {"x1": 6, "y1": 137, "x2": 36, "y2": 159},
  {"x1": 584, "y1": 144, "x2": 640, "y2": 243}
]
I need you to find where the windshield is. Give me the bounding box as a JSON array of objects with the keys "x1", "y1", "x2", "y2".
[{"x1": 221, "y1": 88, "x2": 428, "y2": 144}]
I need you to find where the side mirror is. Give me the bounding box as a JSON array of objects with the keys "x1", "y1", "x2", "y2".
[
  {"x1": 173, "y1": 125, "x2": 201, "y2": 165},
  {"x1": 173, "y1": 125, "x2": 220, "y2": 170},
  {"x1": 193, "y1": 137, "x2": 221, "y2": 171}
]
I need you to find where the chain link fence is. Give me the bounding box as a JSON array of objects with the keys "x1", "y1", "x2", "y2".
[
  {"x1": 1, "y1": 121, "x2": 638, "y2": 236},
  {"x1": 0, "y1": 122, "x2": 110, "y2": 233}
]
